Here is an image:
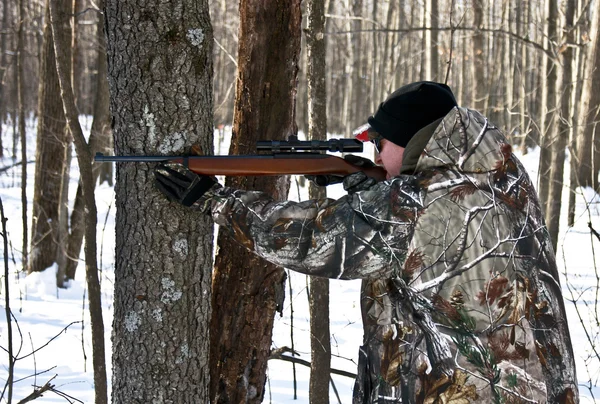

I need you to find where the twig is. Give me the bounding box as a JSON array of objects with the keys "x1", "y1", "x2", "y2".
[
  {"x1": 16, "y1": 376, "x2": 56, "y2": 404},
  {"x1": 288, "y1": 270, "x2": 297, "y2": 399},
  {"x1": 0, "y1": 196, "x2": 14, "y2": 403},
  {"x1": 588, "y1": 222, "x2": 600, "y2": 242},
  {"x1": 269, "y1": 347, "x2": 357, "y2": 379},
  {"x1": 72, "y1": 7, "x2": 101, "y2": 18},
  {"x1": 99, "y1": 196, "x2": 114, "y2": 283},
  {"x1": 444, "y1": 0, "x2": 456, "y2": 84},
  {"x1": 81, "y1": 289, "x2": 87, "y2": 372},
  {"x1": 213, "y1": 38, "x2": 237, "y2": 67},
  {"x1": 29, "y1": 333, "x2": 37, "y2": 388},
  {"x1": 329, "y1": 376, "x2": 342, "y2": 404},
  {"x1": 48, "y1": 387, "x2": 85, "y2": 403},
  {"x1": 18, "y1": 321, "x2": 82, "y2": 360},
  {"x1": 13, "y1": 367, "x2": 57, "y2": 384},
  {"x1": 0, "y1": 159, "x2": 34, "y2": 174},
  {"x1": 326, "y1": 26, "x2": 556, "y2": 60}
]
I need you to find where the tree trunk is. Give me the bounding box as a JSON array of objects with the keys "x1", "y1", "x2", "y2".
[
  {"x1": 533, "y1": 1, "x2": 547, "y2": 153},
  {"x1": 420, "y1": 0, "x2": 429, "y2": 81},
  {"x1": 546, "y1": 0, "x2": 575, "y2": 249},
  {"x1": 29, "y1": 0, "x2": 71, "y2": 274},
  {"x1": 306, "y1": 0, "x2": 331, "y2": 399},
  {"x1": 48, "y1": 0, "x2": 107, "y2": 401},
  {"x1": 64, "y1": 0, "x2": 112, "y2": 281},
  {"x1": 430, "y1": 0, "x2": 439, "y2": 82},
  {"x1": 55, "y1": 0, "x2": 75, "y2": 288},
  {"x1": 209, "y1": 1, "x2": 301, "y2": 402},
  {"x1": 576, "y1": 1, "x2": 600, "y2": 190},
  {"x1": 472, "y1": 0, "x2": 486, "y2": 112},
  {"x1": 55, "y1": 132, "x2": 72, "y2": 287},
  {"x1": 538, "y1": 0, "x2": 560, "y2": 247},
  {"x1": 0, "y1": 0, "x2": 10, "y2": 157},
  {"x1": 18, "y1": 0, "x2": 27, "y2": 270},
  {"x1": 105, "y1": 0, "x2": 214, "y2": 401},
  {"x1": 351, "y1": 0, "x2": 363, "y2": 131},
  {"x1": 342, "y1": 0, "x2": 353, "y2": 137},
  {"x1": 369, "y1": 0, "x2": 378, "y2": 112}
]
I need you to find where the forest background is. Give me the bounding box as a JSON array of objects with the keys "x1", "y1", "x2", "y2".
[{"x1": 2, "y1": 0, "x2": 600, "y2": 402}]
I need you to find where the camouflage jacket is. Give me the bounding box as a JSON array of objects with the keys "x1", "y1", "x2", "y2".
[{"x1": 207, "y1": 107, "x2": 578, "y2": 403}]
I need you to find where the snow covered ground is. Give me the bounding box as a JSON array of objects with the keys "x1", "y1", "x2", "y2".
[{"x1": 0, "y1": 118, "x2": 599, "y2": 402}]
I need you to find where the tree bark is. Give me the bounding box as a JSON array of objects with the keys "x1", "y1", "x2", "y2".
[
  {"x1": 472, "y1": 0, "x2": 486, "y2": 113},
  {"x1": 64, "y1": 0, "x2": 112, "y2": 281},
  {"x1": 209, "y1": 0, "x2": 301, "y2": 402},
  {"x1": 48, "y1": 0, "x2": 107, "y2": 401},
  {"x1": 105, "y1": 0, "x2": 214, "y2": 401},
  {"x1": 55, "y1": 0, "x2": 75, "y2": 287},
  {"x1": 17, "y1": 0, "x2": 27, "y2": 271},
  {"x1": 430, "y1": 0, "x2": 440, "y2": 82},
  {"x1": 0, "y1": 0, "x2": 10, "y2": 157},
  {"x1": 306, "y1": 0, "x2": 331, "y2": 399},
  {"x1": 546, "y1": 0, "x2": 575, "y2": 249},
  {"x1": 29, "y1": 0, "x2": 71, "y2": 274},
  {"x1": 351, "y1": 0, "x2": 363, "y2": 131},
  {"x1": 576, "y1": 1, "x2": 600, "y2": 190},
  {"x1": 538, "y1": 0, "x2": 561, "y2": 248}
]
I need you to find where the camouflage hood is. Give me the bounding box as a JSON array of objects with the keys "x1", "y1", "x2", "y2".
[{"x1": 415, "y1": 106, "x2": 513, "y2": 174}]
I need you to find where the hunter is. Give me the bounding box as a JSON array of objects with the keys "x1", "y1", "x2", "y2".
[{"x1": 155, "y1": 81, "x2": 578, "y2": 403}]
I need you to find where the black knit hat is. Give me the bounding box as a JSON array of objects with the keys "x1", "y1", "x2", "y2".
[{"x1": 367, "y1": 81, "x2": 457, "y2": 147}]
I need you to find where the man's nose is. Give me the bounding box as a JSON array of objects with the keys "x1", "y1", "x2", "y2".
[{"x1": 375, "y1": 154, "x2": 382, "y2": 165}]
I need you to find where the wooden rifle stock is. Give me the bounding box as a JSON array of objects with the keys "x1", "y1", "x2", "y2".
[{"x1": 95, "y1": 153, "x2": 388, "y2": 181}]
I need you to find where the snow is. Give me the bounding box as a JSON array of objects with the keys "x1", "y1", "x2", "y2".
[{"x1": 0, "y1": 118, "x2": 599, "y2": 402}]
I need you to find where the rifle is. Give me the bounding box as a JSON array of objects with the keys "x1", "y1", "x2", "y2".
[{"x1": 94, "y1": 136, "x2": 387, "y2": 181}]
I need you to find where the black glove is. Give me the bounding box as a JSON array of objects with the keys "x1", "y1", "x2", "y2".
[
  {"x1": 342, "y1": 171, "x2": 377, "y2": 193},
  {"x1": 305, "y1": 154, "x2": 378, "y2": 193},
  {"x1": 154, "y1": 163, "x2": 219, "y2": 207}
]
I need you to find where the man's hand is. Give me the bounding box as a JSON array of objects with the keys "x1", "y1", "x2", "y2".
[
  {"x1": 154, "y1": 163, "x2": 220, "y2": 209},
  {"x1": 305, "y1": 154, "x2": 379, "y2": 193}
]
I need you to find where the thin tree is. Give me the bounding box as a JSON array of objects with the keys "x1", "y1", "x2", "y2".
[
  {"x1": 209, "y1": 0, "x2": 301, "y2": 401},
  {"x1": 575, "y1": 1, "x2": 600, "y2": 190},
  {"x1": 546, "y1": 0, "x2": 575, "y2": 249},
  {"x1": 105, "y1": 0, "x2": 214, "y2": 401},
  {"x1": 0, "y1": 0, "x2": 9, "y2": 158},
  {"x1": 47, "y1": 0, "x2": 107, "y2": 402},
  {"x1": 430, "y1": 0, "x2": 440, "y2": 81},
  {"x1": 351, "y1": 0, "x2": 363, "y2": 131},
  {"x1": 17, "y1": 0, "x2": 27, "y2": 270},
  {"x1": 472, "y1": 0, "x2": 486, "y2": 112},
  {"x1": 63, "y1": 0, "x2": 112, "y2": 282},
  {"x1": 306, "y1": 0, "x2": 331, "y2": 399},
  {"x1": 28, "y1": 0, "x2": 71, "y2": 275},
  {"x1": 538, "y1": 0, "x2": 560, "y2": 221}
]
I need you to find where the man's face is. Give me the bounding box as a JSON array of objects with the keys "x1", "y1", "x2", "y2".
[{"x1": 374, "y1": 138, "x2": 405, "y2": 179}]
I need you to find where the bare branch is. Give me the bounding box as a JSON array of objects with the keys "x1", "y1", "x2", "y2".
[
  {"x1": 269, "y1": 346, "x2": 356, "y2": 379},
  {"x1": 16, "y1": 376, "x2": 56, "y2": 404}
]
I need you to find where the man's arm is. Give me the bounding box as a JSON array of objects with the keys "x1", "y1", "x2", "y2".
[{"x1": 207, "y1": 178, "x2": 421, "y2": 280}]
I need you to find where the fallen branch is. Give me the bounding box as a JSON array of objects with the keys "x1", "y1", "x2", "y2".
[{"x1": 17, "y1": 376, "x2": 56, "y2": 404}]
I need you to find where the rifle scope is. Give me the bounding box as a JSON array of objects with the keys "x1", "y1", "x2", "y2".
[{"x1": 256, "y1": 138, "x2": 363, "y2": 153}]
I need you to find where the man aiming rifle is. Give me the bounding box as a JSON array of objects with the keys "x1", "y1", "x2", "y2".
[{"x1": 153, "y1": 81, "x2": 578, "y2": 403}]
